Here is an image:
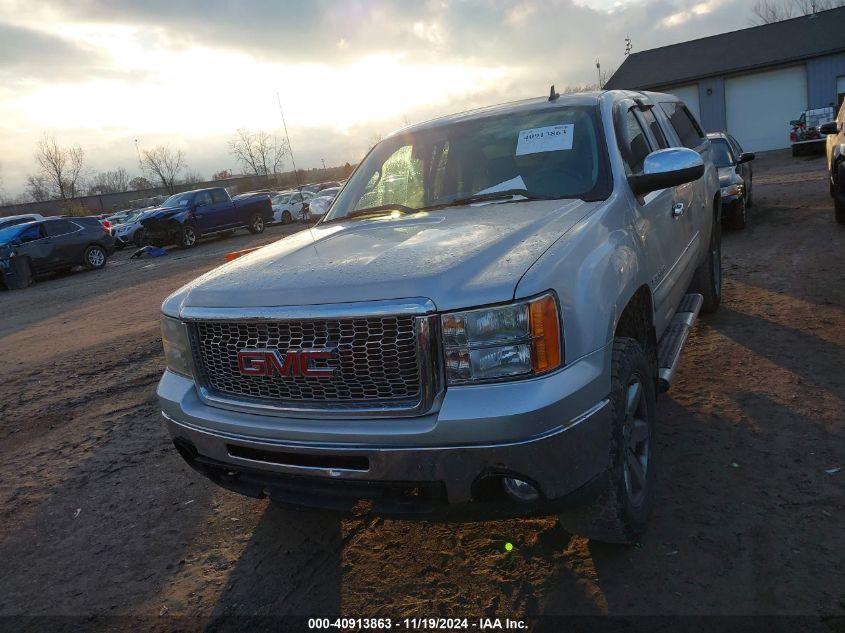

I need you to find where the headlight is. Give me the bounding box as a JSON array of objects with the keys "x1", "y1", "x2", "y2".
[
  {"x1": 161, "y1": 315, "x2": 193, "y2": 378},
  {"x1": 721, "y1": 183, "x2": 742, "y2": 197},
  {"x1": 441, "y1": 292, "x2": 562, "y2": 385}
]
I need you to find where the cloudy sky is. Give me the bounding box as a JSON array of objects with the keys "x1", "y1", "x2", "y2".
[{"x1": 0, "y1": 0, "x2": 757, "y2": 197}]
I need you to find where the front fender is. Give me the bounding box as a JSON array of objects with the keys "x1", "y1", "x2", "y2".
[{"x1": 515, "y1": 195, "x2": 649, "y2": 364}]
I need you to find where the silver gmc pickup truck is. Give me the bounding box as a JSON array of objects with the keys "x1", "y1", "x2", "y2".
[{"x1": 158, "y1": 89, "x2": 720, "y2": 543}]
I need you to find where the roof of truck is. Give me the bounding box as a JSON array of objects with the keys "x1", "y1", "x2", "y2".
[{"x1": 387, "y1": 91, "x2": 607, "y2": 137}]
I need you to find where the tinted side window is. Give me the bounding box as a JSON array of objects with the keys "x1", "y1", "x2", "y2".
[
  {"x1": 618, "y1": 109, "x2": 651, "y2": 175},
  {"x1": 641, "y1": 109, "x2": 668, "y2": 149},
  {"x1": 45, "y1": 219, "x2": 80, "y2": 236},
  {"x1": 211, "y1": 189, "x2": 228, "y2": 204},
  {"x1": 660, "y1": 101, "x2": 705, "y2": 149},
  {"x1": 19, "y1": 225, "x2": 44, "y2": 242},
  {"x1": 195, "y1": 191, "x2": 213, "y2": 206}
]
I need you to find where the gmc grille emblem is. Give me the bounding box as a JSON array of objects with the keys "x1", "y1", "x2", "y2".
[{"x1": 237, "y1": 348, "x2": 337, "y2": 378}]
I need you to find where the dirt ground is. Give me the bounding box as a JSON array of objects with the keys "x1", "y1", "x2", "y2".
[{"x1": 1, "y1": 153, "x2": 843, "y2": 632}]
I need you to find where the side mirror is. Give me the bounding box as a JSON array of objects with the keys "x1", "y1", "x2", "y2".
[
  {"x1": 819, "y1": 121, "x2": 840, "y2": 135},
  {"x1": 628, "y1": 148, "x2": 705, "y2": 196},
  {"x1": 738, "y1": 152, "x2": 755, "y2": 164}
]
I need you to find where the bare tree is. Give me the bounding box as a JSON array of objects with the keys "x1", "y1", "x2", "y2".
[
  {"x1": 128, "y1": 176, "x2": 153, "y2": 191},
  {"x1": 142, "y1": 146, "x2": 185, "y2": 194},
  {"x1": 229, "y1": 129, "x2": 288, "y2": 176},
  {"x1": 34, "y1": 134, "x2": 85, "y2": 202},
  {"x1": 182, "y1": 169, "x2": 203, "y2": 185},
  {"x1": 25, "y1": 174, "x2": 51, "y2": 202},
  {"x1": 751, "y1": 0, "x2": 845, "y2": 24},
  {"x1": 88, "y1": 167, "x2": 131, "y2": 195}
]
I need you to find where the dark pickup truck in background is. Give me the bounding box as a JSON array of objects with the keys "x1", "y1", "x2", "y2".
[{"x1": 140, "y1": 187, "x2": 273, "y2": 248}]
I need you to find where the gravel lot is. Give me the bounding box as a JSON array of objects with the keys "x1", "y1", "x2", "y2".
[{"x1": 1, "y1": 153, "x2": 843, "y2": 632}]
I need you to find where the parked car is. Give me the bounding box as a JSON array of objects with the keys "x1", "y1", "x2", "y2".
[
  {"x1": 303, "y1": 186, "x2": 341, "y2": 222},
  {"x1": 820, "y1": 100, "x2": 845, "y2": 224},
  {"x1": 0, "y1": 217, "x2": 115, "y2": 284},
  {"x1": 111, "y1": 208, "x2": 159, "y2": 249},
  {"x1": 157, "y1": 89, "x2": 721, "y2": 544},
  {"x1": 0, "y1": 213, "x2": 46, "y2": 230},
  {"x1": 140, "y1": 187, "x2": 273, "y2": 248},
  {"x1": 790, "y1": 107, "x2": 835, "y2": 156},
  {"x1": 270, "y1": 190, "x2": 315, "y2": 224},
  {"x1": 707, "y1": 132, "x2": 755, "y2": 229}
]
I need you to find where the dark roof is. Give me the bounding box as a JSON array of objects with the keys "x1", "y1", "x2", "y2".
[{"x1": 605, "y1": 6, "x2": 845, "y2": 90}]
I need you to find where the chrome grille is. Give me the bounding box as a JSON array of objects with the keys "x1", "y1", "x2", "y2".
[{"x1": 190, "y1": 316, "x2": 422, "y2": 406}]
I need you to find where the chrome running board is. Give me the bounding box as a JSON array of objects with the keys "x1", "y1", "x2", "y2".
[{"x1": 657, "y1": 293, "x2": 704, "y2": 392}]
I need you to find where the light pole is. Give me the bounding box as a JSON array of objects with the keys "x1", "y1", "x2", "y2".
[{"x1": 276, "y1": 92, "x2": 300, "y2": 186}]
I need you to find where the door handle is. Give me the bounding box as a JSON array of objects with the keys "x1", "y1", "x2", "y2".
[{"x1": 672, "y1": 203, "x2": 685, "y2": 219}]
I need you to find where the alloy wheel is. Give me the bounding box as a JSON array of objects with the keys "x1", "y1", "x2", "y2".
[
  {"x1": 622, "y1": 377, "x2": 650, "y2": 507},
  {"x1": 88, "y1": 248, "x2": 105, "y2": 267}
]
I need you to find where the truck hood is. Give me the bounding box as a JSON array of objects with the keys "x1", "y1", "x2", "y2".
[{"x1": 166, "y1": 199, "x2": 599, "y2": 314}]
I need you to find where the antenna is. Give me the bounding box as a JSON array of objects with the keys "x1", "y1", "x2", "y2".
[
  {"x1": 276, "y1": 92, "x2": 300, "y2": 187},
  {"x1": 549, "y1": 84, "x2": 560, "y2": 101}
]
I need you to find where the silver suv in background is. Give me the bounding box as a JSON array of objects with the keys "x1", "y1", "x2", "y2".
[{"x1": 157, "y1": 90, "x2": 720, "y2": 544}]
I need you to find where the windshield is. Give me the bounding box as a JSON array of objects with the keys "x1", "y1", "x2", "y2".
[
  {"x1": 710, "y1": 139, "x2": 735, "y2": 168},
  {"x1": 162, "y1": 192, "x2": 194, "y2": 207},
  {"x1": 325, "y1": 105, "x2": 609, "y2": 222}
]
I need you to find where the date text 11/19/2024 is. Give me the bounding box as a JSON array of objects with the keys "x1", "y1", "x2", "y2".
[{"x1": 307, "y1": 617, "x2": 528, "y2": 630}]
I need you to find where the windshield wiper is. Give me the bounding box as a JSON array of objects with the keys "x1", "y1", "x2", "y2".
[
  {"x1": 429, "y1": 189, "x2": 551, "y2": 209},
  {"x1": 326, "y1": 203, "x2": 418, "y2": 223}
]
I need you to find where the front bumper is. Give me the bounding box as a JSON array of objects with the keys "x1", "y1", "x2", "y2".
[{"x1": 159, "y1": 343, "x2": 613, "y2": 518}]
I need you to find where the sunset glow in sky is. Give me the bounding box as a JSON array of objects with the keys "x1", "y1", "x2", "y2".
[{"x1": 1, "y1": 0, "x2": 745, "y2": 196}]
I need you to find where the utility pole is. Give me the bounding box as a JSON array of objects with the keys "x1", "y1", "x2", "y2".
[
  {"x1": 134, "y1": 139, "x2": 143, "y2": 172},
  {"x1": 276, "y1": 92, "x2": 300, "y2": 186},
  {"x1": 321, "y1": 158, "x2": 326, "y2": 170},
  {"x1": 596, "y1": 58, "x2": 602, "y2": 89}
]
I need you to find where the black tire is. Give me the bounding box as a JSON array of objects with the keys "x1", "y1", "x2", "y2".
[
  {"x1": 281, "y1": 210, "x2": 292, "y2": 225},
  {"x1": 558, "y1": 338, "x2": 657, "y2": 544},
  {"x1": 836, "y1": 162, "x2": 845, "y2": 225},
  {"x1": 729, "y1": 197, "x2": 747, "y2": 230},
  {"x1": 248, "y1": 213, "x2": 265, "y2": 234},
  {"x1": 83, "y1": 245, "x2": 107, "y2": 270},
  {"x1": 745, "y1": 178, "x2": 753, "y2": 208},
  {"x1": 689, "y1": 213, "x2": 721, "y2": 313},
  {"x1": 180, "y1": 224, "x2": 198, "y2": 249}
]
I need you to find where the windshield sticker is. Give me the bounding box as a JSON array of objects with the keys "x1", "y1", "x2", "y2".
[
  {"x1": 475, "y1": 175, "x2": 527, "y2": 195},
  {"x1": 515, "y1": 124, "x2": 574, "y2": 155}
]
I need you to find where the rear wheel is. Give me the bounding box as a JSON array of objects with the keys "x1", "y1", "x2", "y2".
[
  {"x1": 558, "y1": 338, "x2": 657, "y2": 544},
  {"x1": 248, "y1": 213, "x2": 265, "y2": 234},
  {"x1": 83, "y1": 245, "x2": 107, "y2": 270},
  {"x1": 689, "y1": 212, "x2": 721, "y2": 313},
  {"x1": 281, "y1": 210, "x2": 292, "y2": 225},
  {"x1": 180, "y1": 224, "x2": 198, "y2": 248}
]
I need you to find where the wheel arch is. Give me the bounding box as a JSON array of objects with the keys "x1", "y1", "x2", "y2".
[{"x1": 613, "y1": 284, "x2": 657, "y2": 384}]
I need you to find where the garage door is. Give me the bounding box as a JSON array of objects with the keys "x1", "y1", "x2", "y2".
[
  {"x1": 667, "y1": 85, "x2": 701, "y2": 124},
  {"x1": 725, "y1": 66, "x2": 807, "y2": 151}
]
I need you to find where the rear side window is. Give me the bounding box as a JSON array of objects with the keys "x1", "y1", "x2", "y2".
[
  {"x1": 211, "y1": 189, "x2": 228, "y2": 203},
  {"x1": 45, "y1": 219, "x2": 80, "y2": 236},
  {"x1": 660, "y1": 101, "x2": 705, "y2": 149}
]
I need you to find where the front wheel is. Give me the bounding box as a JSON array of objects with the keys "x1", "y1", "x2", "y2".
[
  {"x1": 83, "y1": 245, "x2": 107, "y2": 270},
  {"x1": 558, "y1": 338, "x2": 657, "y2": 544},
  {"x1": 180, "y1": 224, "x2": 198, "y2": 249},
  {"x1": 281, "y1": 210, "x2": 292, "y2": 225},
  {"x1": 689, "y1": 215, "x2": 721, "y2": 313},
  {"x1": 248, "y1": 213, "x2": 265, "y2": 234},
  {"x1": 729, "y1": 198, "x2": 747, "y2": 230}
]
